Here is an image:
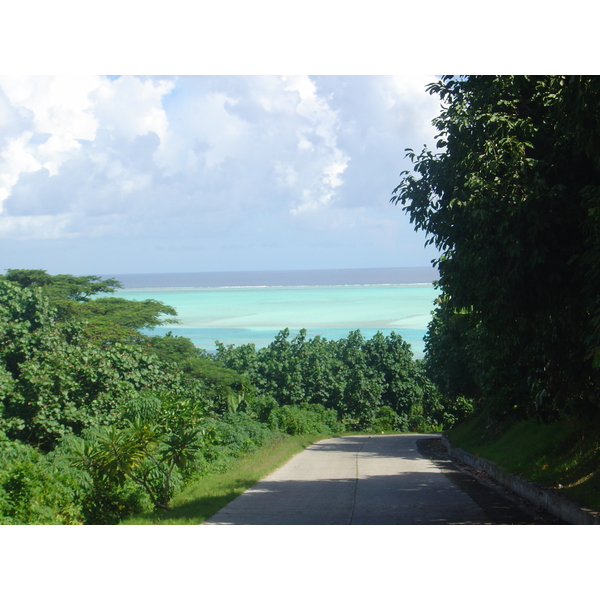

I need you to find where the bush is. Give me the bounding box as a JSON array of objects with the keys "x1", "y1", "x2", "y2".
[
  {"x1": 203, "y1": 413, "x2": 275, "y2": 454},
  {"x1": 367, "y1": 406, "x2": 406, "y2": 433},
  {"x1": 245, "y1": 395, "x2": 279, "y2": 423},
  {"x1": 0, "y1": 435, "x2": 84, "y2": 524},
  {"x1": 441, "y1": 396, "x2": 475, "y2": 428},
  {"x1": 79, "y1": 479, "x2": 149, "y2": 525},
  {"x1": 197, "y1": 412, "x2": 278, "y2": 474},
  {"x1": 268, "y1": 403, "x2": 344, "y2": 436}
]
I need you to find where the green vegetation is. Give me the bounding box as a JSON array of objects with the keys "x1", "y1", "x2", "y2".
[
  {"x1": 121, "y1": 432, "x2": 328, "y2": 524},
  {"x1": 393, "y1": 75, "x2": 600, "y2": 422},
  {"x1": 392, "y1": 75, "x2": 600, "y2": 512},
  {"x1": 448, "y1": 412, "x2": 600, "y2": 512},
  {"x1": 3, "y1": 268, "x2": 179, "y2": 344},
  {"x1": 215, "y1": 327, "x2": 467, "y2": 431},
  {"x1": 0, "y1": 269, "x2": 456, "y2": 524}
]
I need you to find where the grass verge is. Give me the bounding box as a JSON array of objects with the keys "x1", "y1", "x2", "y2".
[
  {"x1": 447, "y1": 411, "x2": 600, "y2": 512},
  {"x1": 120, "y1": 432, "x2": 333, "y2": 525}
]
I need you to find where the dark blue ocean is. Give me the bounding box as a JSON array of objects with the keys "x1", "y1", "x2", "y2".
[{"x1": 105, "y1": 266, "x2": 438, "y2": 289}]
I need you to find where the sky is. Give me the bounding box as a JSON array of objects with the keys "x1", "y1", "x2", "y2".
[
  {"x1": 1, "y1": 2, "x2": 592, "y2": 279},
  {"x1": 0, "y1": 74, "x2": 443, "y2": 276}
]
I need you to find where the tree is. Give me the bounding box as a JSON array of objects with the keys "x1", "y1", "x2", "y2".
[
  {"x1": 3, "y1": 269, "x2": 122, "y2": 300},
  {"x1": 76, "y1": 297, "x2": 179, "y2": 344},
  {"x1": 2, "y1": 269, "x2": 179, "y2": 344},
  {"x1": 212, "y1": 327, "x2": 454, "y2": 429},
  {"x1": 392, "y1": 76, "x2": 600, "y2": 420},
  {"x1": 335, "y1": 330, "x2": 384, "y2": 423},
  {"x1": 149, "y1": 332, "x2": 248, "y2": 414},
  {"x1": 0, "y1": 280, "x2": 208, "y2": 450},
  {"x1": 422, "y1": 294, "x2": 480, "y2": 402}
]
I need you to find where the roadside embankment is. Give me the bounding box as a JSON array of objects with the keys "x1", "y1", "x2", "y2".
[{"x1": 441, "y1": 434, "x2": 600, "y2": 525}]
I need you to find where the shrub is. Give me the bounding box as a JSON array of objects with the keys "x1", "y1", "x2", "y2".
[
  {"x1": 0, "y1": 435, "x2": 84, "y2": 524},
  {"x1": 367, "y1": 406, "x2": 406, "y2": 433},
  {"x1": 268, "y1": 403, "x2": 344, "y2": 436},
  {"x1": 79, "y1": 479, "x2": 149, "y2": 525},
  {"x1": 441, "y1": 395, "x2": 475, "y2": 428},
  {"x1": 203, "y1": 413, "x2": 275, "y2": 454},
  {"x1": 245, "y1": 395, "x2": 279, "y2": 423}
]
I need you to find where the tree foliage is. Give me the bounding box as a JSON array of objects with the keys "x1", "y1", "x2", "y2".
[
  {"x1": 214, "y1": 327, "x2": 450, "y2": 430},
  {"x1": 0, "y1": 432, "x2": 84, "y2": 524},
  {"x1": 147, "y1": 332, "x2": 247, "y2": 413},
  {"x1": 392, "y1": 75, "x2": 600, "y2": 420},
  {"x1": 1, "y1": 269, "x2": 179, "y2": 344},
  {"x1": 67, "y1": 420, "x2": 203, "y2": 511},
  {"x1": 0, "y1": 280, "x2": 208, "y2": 450},
  {"x1": 3, "y1": 269, "x2": 122, "y2": 301}
]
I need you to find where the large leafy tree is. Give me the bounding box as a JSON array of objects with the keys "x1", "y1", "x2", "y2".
[
  {"x1": 2, "y1": 269, "x2": 179, "y2": 343},
  {"x1": 392, "y1": 76, "x2": 600, "y2": 420},
  {"x1": 0, "y1": 280, "x2": 208, "y2": 450},
  {"x1": 3, "y1": 269, "x2": 122, "y2": 301}
]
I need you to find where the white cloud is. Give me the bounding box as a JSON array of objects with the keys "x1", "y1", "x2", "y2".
[
  {"x1": 154, "y1": 88, "x2": 252, "y2": 175},
  {"x1": 92, "y1": 76, "x2": 173, "y2": 141},
  {"x1": 386, "y1": 75, "x2": 441, "y2": 139},
  {"x1": 280, "y1": 75, "x2": 350, "y2": 215},
  {"x1": 323, "y1": 155, "x2": 347, "y2": 189},
  {"x1": 306, "y1": 75, "x2": 439, "y2": 215},
  {"x1": 0, "y1": 75, "x2": 100, "y2": 140},
  {"x1": 297, "y1": 137, "x2": 313, "y2": 152},
  {"x1": 0, "y1": 132, "x2": 42, "y2": 202},
  {"x1": 0, "y1": 75, "x2": 100, "y2": 183},
  {"x1": 275, "y1": 163, "x2": 298, "y2": 188},
  {"x1": 0, "y1": 75, "x2": 441, "y2": 273},
  {"x1": 0, "y1": 75, "x2": 175, "y2": 237}
]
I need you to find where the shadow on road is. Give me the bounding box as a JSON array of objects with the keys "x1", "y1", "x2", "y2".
[
  {"x1": 416, "y1": 437, "x2": 565, "y2": 525},
  {"x1": 204, "y1": 473, "x2": 488, "y2": 525},
  {"x1": 203, "y1": 435, "x2": 563, "y2": 525},
  {"x1": 305, "y1": 434, "x2": 437, "y2": 461}
]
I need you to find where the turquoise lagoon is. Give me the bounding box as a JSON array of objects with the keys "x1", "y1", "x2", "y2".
[{"x1": 109, "y1": 283, "x2": 439, "y2": 359}]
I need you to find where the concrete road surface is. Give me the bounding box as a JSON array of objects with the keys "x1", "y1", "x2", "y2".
[{"x1": 203, "y1": 434, "x2": 553, "y2": 525}]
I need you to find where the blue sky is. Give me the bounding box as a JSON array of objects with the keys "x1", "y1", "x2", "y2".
[
  {"x1": 0, "y1": 4, "x2": 586, "y2": 278},
  {"x1": 0, "y1": 74, "x2": 443, "y2": 275}
]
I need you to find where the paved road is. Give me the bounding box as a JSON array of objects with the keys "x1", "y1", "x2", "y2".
[{"x1": 203, "y1": 434, "x2": 556, "y2": 525}]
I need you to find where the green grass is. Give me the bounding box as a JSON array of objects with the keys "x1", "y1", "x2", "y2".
[
  {"x1": 120, "y1": 432, "x2": 333, "y2": 524},
  {"x1": 447, "y1": 411, "x2": 600, "y2": 512}
]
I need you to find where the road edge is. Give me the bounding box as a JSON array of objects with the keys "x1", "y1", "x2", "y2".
[{"x1": 441, "y1": 434, "x2": 600, "y2": 525}]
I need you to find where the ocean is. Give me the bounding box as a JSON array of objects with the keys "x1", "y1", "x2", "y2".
[{"x1": 103, "y1": 267, "x2": 439, "y2": 359}]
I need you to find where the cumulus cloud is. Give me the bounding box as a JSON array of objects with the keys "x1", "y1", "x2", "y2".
[
  {"x1": 0, "y1": 75, "x2": 175, "y2": 236},
  {"x1": 281, "y1": 75, "x2": 350, "y2": 214},
  {"x1": 154, "y1": 87, "x2": 250, "y2": 174},
  {"x1": 0, "y1": 132, "x2": 42, "y2": 203},
  {"x1": 92, "y1": 76, "x2": 173, "y2": 141},
  {"x1": 0, "y1": 76, "x2": 100, "y2": 193},
  {"x1": 0, "y1": 75, "x2": 441, "y2": 273}
]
